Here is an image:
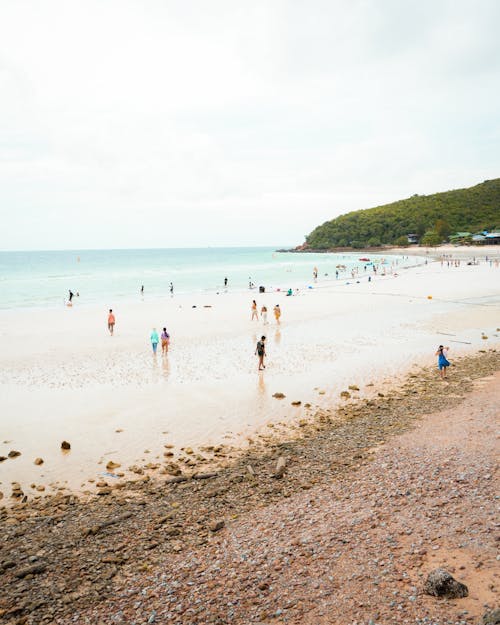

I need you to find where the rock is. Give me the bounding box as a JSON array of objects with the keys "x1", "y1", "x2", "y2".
[
  {"x1": 8, "y1": 450, "x2": 21, "y2": 458},
  {"x1": 184, "y1": 447, "x2": 194, "y2": 455},
  {"x1": 36, "y1": 485, "x2": 45, "y2": 492},
  {"x1": 272, "y1": 392, "x2": 286, "y2": 399},
  {"x1": 340, "y1": 391, "x2": 351, "y2": 399},
  {"x1": 14, "y1": 563, "x2": 47, "y2": 578},
  {"x1": 0, "y1": 491, "x2": 3, "y2": 500},
  {"x1": 0, "y1": 456, "x2": 6, "y2": 462},
  {"x1": 97, "y1": 487, "x2": 112, "y2": 496},
  {"x1": 423, "y1": 568, "x2": 468, "y2": 598},
  {"x1": 34, "y1": 458, "x2": 44, "y2": 465},
  {"x1": 163, "y1": 463, "x2": 182, "y2": 476},
  {"x1": 106, "y1": 461, "x2": 121, "y2": 470},
  {"x1": 61, "y1": 441, "x2": 71, "y2": 450},
  {"x1": 348, "y1": 385, "x2": 360, "y2": 391},
  {"x1": 291, "y1": 401, "x2": 301, "y2": 406},
  {"x1": 208, "y1": 519, "x2": 225, "y2": 532},
  {"x1": 481, "y1": 609, "x2": 500, "y2": 625},
  {"x1": 274, "y1": 456, "x2": 287, "y2": 478}
]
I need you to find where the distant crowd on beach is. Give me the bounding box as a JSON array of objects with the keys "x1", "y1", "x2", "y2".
[{"x1": 64, "y1": 255, "x2": 498, "y2": 376}]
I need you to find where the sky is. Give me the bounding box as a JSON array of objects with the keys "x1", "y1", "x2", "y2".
[{"x1": 0, "y1": 0, "x2": 499, "y2": 250}]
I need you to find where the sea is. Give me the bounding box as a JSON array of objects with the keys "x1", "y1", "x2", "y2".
[{"x1": 0, "y1": 247, "x2": 422, "y2": 310}]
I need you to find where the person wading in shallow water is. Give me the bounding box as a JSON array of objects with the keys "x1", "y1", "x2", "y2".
[
  {"x1": 435, "y1": 345, "x2": 450, "y2": 379},
  {"x1": 251, "y1": 300, "x2": 258, "y2": 321},
  {"x1": 255, "y1": 335, "x2": 266, "y2": 371},
  {"x1": 107, "y1": 309, "x2": 115, "y2": 336}
]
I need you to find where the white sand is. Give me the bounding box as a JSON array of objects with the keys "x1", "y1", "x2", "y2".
[{"x1": 1, "y1": 252, "x2": 499, "y2": 494}]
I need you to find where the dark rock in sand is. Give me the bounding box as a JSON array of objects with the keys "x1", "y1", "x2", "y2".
[
  {"x1": 273, "y1": 392, "x2": 286, "y2": 399},
  {"x1": 34, "y1": 458, "x2": 44, "y2": 465},
  {"x1": 423, "y1": 568, "x2": 468, "y2": 598},
  {"x1": 481, "y1": 609, "x2": 500, "y2": 625},
  {"x1": 8, "y1": 450, "x2": 21, "y2": 458},
  {"x1": 61, "y1": 441, "x2": 71, "y2": 450}
]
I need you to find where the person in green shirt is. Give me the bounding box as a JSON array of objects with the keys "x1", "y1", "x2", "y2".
[{"x1": 150, "y1": 328, "x2": 159, "y2": 354}]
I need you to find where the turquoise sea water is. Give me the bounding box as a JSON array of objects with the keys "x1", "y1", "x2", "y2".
[{"x1": 0, "y1": 247, "x2": 421, "y2": 310}]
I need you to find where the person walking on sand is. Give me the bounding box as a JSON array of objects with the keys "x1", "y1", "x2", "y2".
[
  {"x1": 161, "y1": 327, "x2": 170, "y2": 354},
  {"x1": 255, "y1": 335, "x2": 266, "y2": 371},
  {"x1": 107, "y1": 309, "x2": 115, "y2": 335},
  {"x1": 436, "y1": 345, "x2": 450, "y2": 379},
  {"x1": 273, "y1": 304, "x2": 281, "y2": 325},
  {"x1": 261, "y1": 305, "x2": 268, "y2": 324},
  {"x1": 150, "y1": 327, "x2": 159, "y2": 355},
  {"x1": 251, "y1": 300, "x2": 258, "y2": 321}
]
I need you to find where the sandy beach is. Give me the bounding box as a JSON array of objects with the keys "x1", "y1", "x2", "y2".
[
  {"x1": 1, "y1": 348, "x2": 498, "y2": 624},
  {"x1": 0, "y1": 250, "x2": 499, "y2": 496}
]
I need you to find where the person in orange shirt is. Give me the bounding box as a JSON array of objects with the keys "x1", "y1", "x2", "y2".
[{"x1": 107, "y1": 309, "x2": 115, "y2": 336}]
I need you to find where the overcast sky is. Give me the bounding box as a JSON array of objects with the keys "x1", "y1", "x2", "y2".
[{"x1": 1, "y1": 0, "x2": 499, "y2": 250}]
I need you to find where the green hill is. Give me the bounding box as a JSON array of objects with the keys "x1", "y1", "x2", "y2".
[{"x1": 305, "y1": 178, "x2": 500, "y2": 249}]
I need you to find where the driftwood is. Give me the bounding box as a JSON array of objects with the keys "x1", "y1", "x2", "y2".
[
  {"x1": 83, "y1": 511, "x2": 133, "y2": 536},
  {"x1": 192, "y1": 472, "x2": 218, "y2": 480}
]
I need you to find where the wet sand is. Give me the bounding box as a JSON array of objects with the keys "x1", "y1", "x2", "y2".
[
  {"x1": 0, "y1": 349, "x2": 498, "y2": 624},
  {"x1": 0, "y1": 254, "x2": 499, "y2": 494}
]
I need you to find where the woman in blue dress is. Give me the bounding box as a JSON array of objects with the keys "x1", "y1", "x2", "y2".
[{"x1": 435, "y1": 345, "x2": 450, "y2": 379}]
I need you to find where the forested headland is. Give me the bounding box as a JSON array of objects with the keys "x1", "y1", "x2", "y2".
[{"x1": 303, "y1": 178, "x2": 500, "y2": 249}]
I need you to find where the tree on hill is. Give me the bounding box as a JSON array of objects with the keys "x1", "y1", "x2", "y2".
[{"x1": 305, "y1": 179, "x2": 500, "y2": 249}]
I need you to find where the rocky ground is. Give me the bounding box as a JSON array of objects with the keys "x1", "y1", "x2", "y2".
[{"x1": 0, "y1": 349, "x2": 499, "y2": 625}]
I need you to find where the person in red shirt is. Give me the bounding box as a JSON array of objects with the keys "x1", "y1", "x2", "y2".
[{"x1": 107, "y1": 309, "x2": 115, "y2": 336}]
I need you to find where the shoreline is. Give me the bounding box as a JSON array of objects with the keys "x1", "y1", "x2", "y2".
[
  {"x1": 280, "y1": 244, "x2": 500, "y2": 259},
  {"x1": 1, "y1": 256, "x2": 499, "y2": 494},
  {"x1": 1, "y1": 348, "x2": 499, "y2": 623}
]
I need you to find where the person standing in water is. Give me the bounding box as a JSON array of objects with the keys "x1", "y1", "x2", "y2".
[
  {"x1": 436, "y1": 345, "x2": 450, "y2": 379},
  {"x1": 150, "y1": 328, "x2": 159, "y2": 355},
  {"x1": 261, "y1": 305, "x2": 268, "y2": 324},
  {"x1": 251, "y1": 300, "x2": 258, "y2": 321},
  {"x1": 169, "y1": 282, "x2": 174, "y2": 296},
  {"x1": 68, "y1": 290, "x2": 74, "y2": 303},
  {"x1": 255, "y1": 335, "x2": 266, "y2": 371},
  {"x1": 224, "y1": 277, "x2": 228, "y2": 287},
  {"x1": 107, "y1": 309, "x2": 115, "y2": 336},
  {"x1": 273, "y1": 304, "x2": 281, "y2": 325},
  {"x1": 141, "y1": 285, "x2": 144, "y2": 296},
  {"x1": 161, "y1": 327, "x2": 170, "y2": 354}
]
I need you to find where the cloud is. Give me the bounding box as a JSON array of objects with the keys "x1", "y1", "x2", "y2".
[{"x1": 0, "y1": 0, "x2": 499, "y2": 249}]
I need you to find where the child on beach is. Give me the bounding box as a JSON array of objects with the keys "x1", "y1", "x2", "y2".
[
  {"x1": 255, "y1": 335, "x2": 266, "y2": 371},
  {"x1": 273, "y1": 304, "x2": 281, "y2": 325},
  {"x1": 251, "y1": 300, "x2": 258, "y2": 321},
  {"x1": 161, "y1": 327, "x2": 170, "y2": 354},
  {"x1": 151, "y1": 328, "x2": 159, "y2": 354},
  {"x1": 107, "y1": 309, "x2": 115, "y2": 336},
  {"x1": 261, "y1": 305, "x2": 268, "y2": 324},
  {"x1": 436, "y1": 345, "x2": 450, "y2": 379}
]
